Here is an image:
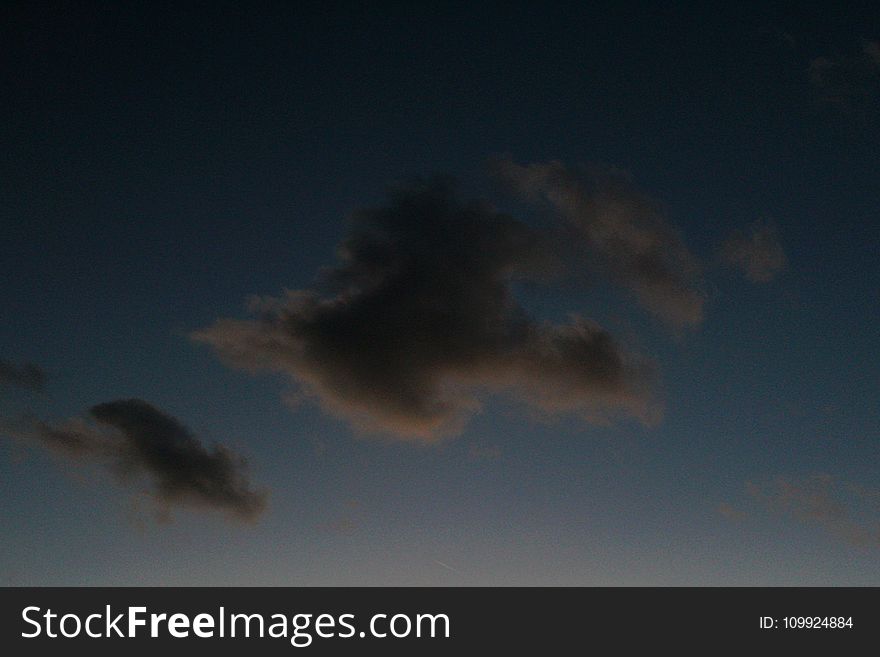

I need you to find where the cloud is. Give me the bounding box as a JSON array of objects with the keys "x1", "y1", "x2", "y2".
[
  {"x1": 747, "y1": 474, "x2": 845, "y2": 523},
  {"x1": 468, "y1": 443, "x2": 502, "y2": 462},
  {"x1": 492, "y1": 159, "x2": 705, "y2": 328},
  {"x1": 8, "y1": 399, "x2": 266, "y2": 522},
  {"x1": 317, "y1": 499, "x2": 364, "y2": 535},
  {"x1": 866, "y1": 41, "x2": 880, "y2": 67},
  {"x1": 0, "y1": 359, "x2": 46, "y2": 392},
  {"x1": 717, "y1": 502, "x2": 747, "y2": 521},
  {"x1": 747, "y1": 474, "x2": 880, "y2": 548},
  {"x1": 194, "y1": 179, "x2": 659, "y2": 442},
  {"x1": 809, "y1": 40, "x2": 880, "y2": 107},
  {"x1": 719, "y1": 220, "x2": 787, "y2": 282}
]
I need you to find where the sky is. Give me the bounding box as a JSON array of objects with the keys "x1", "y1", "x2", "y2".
[{"x1": 1, "y1": 2, "x2": 879, "y2": 586}]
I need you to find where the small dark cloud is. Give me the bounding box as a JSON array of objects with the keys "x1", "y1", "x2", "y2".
[
  {"x1": 809, "y1": 40, "x2": 880, "y2": 108},
  {"x1": 719, "y1": 220, "x2": 787, "y2": 283},
  {"x1": 194, "y1": 179, "x2": 659, "y2": 442},
  {"x1": 493, "y1": 159, "x2": 705, "y2": 329},
  {"x1": 747, "y1": 474, "x2": 880, "y2": 548},
  {"x1": 0, "y1": 359, "x2": 46, "y2": 392},
  {"x1": 10, "y1": 399, "x2": 266, "y2": 522}
]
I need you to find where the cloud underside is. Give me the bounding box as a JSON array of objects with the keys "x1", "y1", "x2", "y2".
[
  {"x1": 194, "y1": 179, "x2": 660, "y2": 441},
  {"x1": 15, "y1": 399, "x2": 266, "y2": 521}
]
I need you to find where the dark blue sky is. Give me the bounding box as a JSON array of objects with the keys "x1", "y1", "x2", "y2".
[{"x1": 1, "y1": 2, "x2": 879, "y2": 585}]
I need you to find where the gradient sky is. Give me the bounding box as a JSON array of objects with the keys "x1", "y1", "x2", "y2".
[{"x1": 2, "y1": 2, "x2": 879, "y2": 586}]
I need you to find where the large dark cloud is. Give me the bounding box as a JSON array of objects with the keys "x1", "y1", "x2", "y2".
[
  {"x1": 719, "y1": 220, "x2": 787, "y2": 283},
  {"x1": 194, "y1": 179, "x2": 659, "y2": 441},
  {"x1": 0, "y1": 359, "x2": 46, "y2": 392},
  {"x1": 493, "y1": 159, "x2": 705, "y2": 328},
  {"x1": 10, "y1": 399, "x2": 266, "y2": 522}
]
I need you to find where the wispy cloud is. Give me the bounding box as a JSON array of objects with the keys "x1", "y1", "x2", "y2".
[
  {"x1": 719, "y1": 220, "x2": 787, "y2": 283},
  {"x1": 194, "y1": 178, "x2": 660, "y2": 442},
  {"x1": 746, "y1": 474, "x2": 880, "y2": 548},
  {"x1": 468, "y1": 442, "x2": 502, "y2": 462},
  {"x1": 717, "y1": 502, "x2": 747, "y2": 521},
  {"x1": 809, "y1": 40, "x2": 880, "y2": 108},
  {"x1": 493, "y1": 158, "x2": 705, "y2": 329}
]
